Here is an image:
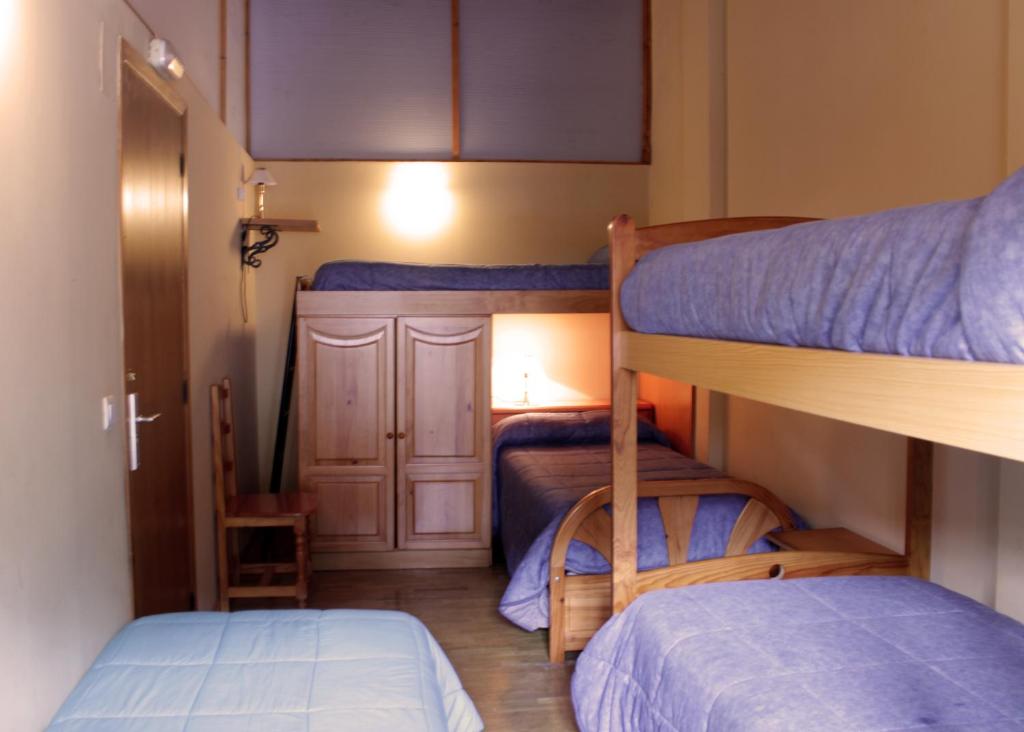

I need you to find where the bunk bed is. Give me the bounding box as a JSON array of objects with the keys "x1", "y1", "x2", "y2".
[
  {"x1": 492, "y1": 409, "x2": 812, "y2": 662},
  {"x1": 573, "y1": 167, "x2": 1024, "y2": 730},
  {"x1": 49, "y1": 609, "x2": 483, "y2": 731}
]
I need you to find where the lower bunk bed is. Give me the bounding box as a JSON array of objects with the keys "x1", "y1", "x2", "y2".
[
  {"x1": 492, "y1": 410, "x2": 906, "y2": 662},
  {"x1": 573, "y1": 575, "x2": 1024, "y2": 731},
  {"x1": 48, "y1": 609, "x2": 483, "y2": 732}
]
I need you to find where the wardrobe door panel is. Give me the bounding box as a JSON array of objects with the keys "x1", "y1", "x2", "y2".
[
  {"x1": 397, "y1": 317, "x2": 491, "y2": 549},
  {"x1": 298, "y1": 317, "x2": 395, "y2": 551}
]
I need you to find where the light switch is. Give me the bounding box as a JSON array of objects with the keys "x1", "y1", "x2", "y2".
[{"x1": 102, "y1": 396, "x2": 115, "y2": 431}]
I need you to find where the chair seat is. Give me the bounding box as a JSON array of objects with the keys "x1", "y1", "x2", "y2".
[{"x1": 226, "y1": 492, "x2": 318, "y2": 519}]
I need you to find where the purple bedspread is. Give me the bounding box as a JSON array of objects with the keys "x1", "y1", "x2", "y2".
[
  {"x1": 493, "y1": 412, "x2": 784, "y2": 632},
  {"x1": 573, "y1": 576, "x2": 1024, "y2": 731},
  {"x1": 312, "y1": 261, "x2": 608, "y2": 291},
  {"x1": 622, "y1": 168, "x2": 1024, "y2": 364}
]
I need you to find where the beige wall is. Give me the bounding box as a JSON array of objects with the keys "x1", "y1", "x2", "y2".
[
  {"x1": 251, "y1": 160, "x2": 648, "y2": 487},
  {"x1": 492, "y1": 314, "x2": 611, "y2": 406},
  {"x1": 185, "y1": 75, "x2": 258, "y2": 613},
  {"x1": 651, "y1": 0, "x2": 1020, "y2": 613},
  {"x1": 0, "y1": 0, "x2": 255, "y2": 727},
  {"x1": 129, "y1": 0, "x2": 247, "y2": 144},
  {"x1": 649, "y1": 0, "x2": 725, "y2": 223},
  {"x1": 726, "y1": 0, "x2": 1006, "y2": 217}
]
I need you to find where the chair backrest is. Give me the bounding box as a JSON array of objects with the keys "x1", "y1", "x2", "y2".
[{"x1": 210, "y1": 378, "x2": 239, "y2": 519}]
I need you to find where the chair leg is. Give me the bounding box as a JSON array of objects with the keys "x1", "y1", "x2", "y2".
[
  {"x1": 229, "y1": 530, "x2": 241, "y2": 586},
  {"x1": 294, "y1": 519, "x2": 308, "y2": 609},
  {"x1": 217, "y1": 519, "x2": 231, "y2": 612}
]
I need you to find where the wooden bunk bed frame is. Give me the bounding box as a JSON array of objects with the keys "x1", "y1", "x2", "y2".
[{"x1": 605, "y1": 214, "x2": 1024, "y2": 620}]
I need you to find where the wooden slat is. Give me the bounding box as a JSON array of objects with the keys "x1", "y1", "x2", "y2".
[
  {"x1": 227, "y1": 585, "x2": 298, "y2": 599},
  {"x1": 641, "y1": 0, "x2": 652, "y2": 163},
  {"x1": 638, "y1": 479, "x2": 793, "y2": 529},
  {"x1": 297, "y1": 290, "x2": 610, "y2": 317},
  {"x1": 767, "y1": 528, "x2": 898, "y2": 556},
  {"x1": 636, "y1": 550, "x2": 908, "y2": 593},
  {"x1": 244, "y1": 0, "x2": 251, "y2": 151},
  {"x1": 574, "y1": 508, "x2": 612, "y2": 563},
  {"x1": 450, "y1": 0, "x2": 461, "y2": 159},
  {"x1": 906, "y1": 438, "x2": 934, "y2": 579},
  {"x1": 240, "y1": 217, "x2": 320, "y2": 232},
  {"x1": 658, "y1": 495, "x2": 698, "y2": 564},
  {"x1": 219, "y1": 0, "x2": 227, "y2": 123},
  {"x1": 224, "y1": 516, "x2": 296, "y2": 528},
  {"x1": 633, "y1": 216, "x2": 816, "y2": 257},
  {"x1": 621, "y1": 332, "x2": 1024, "y2": 463},
  {"x1": 238, "y1": 562, "x2": 298, "y2": 574},
  {"x1": 610, "y1": 215, "x2": 638, "y2": 614},
  {"x1": 724, "y1": 499, "x2": 783, "y2": 556}
]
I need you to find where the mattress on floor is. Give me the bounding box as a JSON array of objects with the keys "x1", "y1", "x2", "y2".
[
  {"x1": 621, "y1": 166, "x2": 1024, "y2": 364},
  {"x1": 573, "y1": 576, "x2": 1024, "y2": 731},
  {"x1": 312, "y1": 260, "x2": 608, "y2": 291},
  {"x1": 49, "y1": 609, "x2": 483, "y2": 732}
]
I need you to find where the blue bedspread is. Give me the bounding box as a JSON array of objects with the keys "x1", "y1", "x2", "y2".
[
  {"x1": 312, "y1": 261, "x2": 608, "y2": 291},
  {"x1": 622, "y1": 167, "x2": 1024, "y2": 363},
  {"x1": 493, "y1": 412, "x2": 783, "y2": 632},
  {"x1": 49, "y1": 610, "x2": 482, "y2": 732},
  {"x1": 573, "y1": 576, "x2": 1024, "y2": 731}
]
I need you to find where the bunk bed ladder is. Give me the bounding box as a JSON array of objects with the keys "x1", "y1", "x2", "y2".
[{"x1": 269, "y1": 277, "x2": 310, "y2": 493}]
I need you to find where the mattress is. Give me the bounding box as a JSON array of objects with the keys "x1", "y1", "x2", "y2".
[
  {"x1": 493, "y1": 412, "x2": 784, "y2": 632},
  {"x1": 49, "y1": 609, "x2": 483, "y2": 732},
  {"x1": 573, "y1": 576, "x2": 1024, "y2": 731},
  {"x1": 312, "y1": 260, "x2": 608, "y2": 291},
  {"x1": 621, "y1": 167, "x2": 1024, "y2": 364}
]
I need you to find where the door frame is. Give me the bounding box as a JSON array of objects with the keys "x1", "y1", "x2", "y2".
[{"x1": 117, "y1": 38, "x2": 197, "y2": 611}]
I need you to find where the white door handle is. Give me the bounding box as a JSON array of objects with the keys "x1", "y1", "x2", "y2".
[{"x1": 127, "y1": 392, "x2": 160, "y2": 471}]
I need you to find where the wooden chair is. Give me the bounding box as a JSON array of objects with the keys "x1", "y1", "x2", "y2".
[{"x1": 211, "y1": 378, "x2": 317, "y2": 611}]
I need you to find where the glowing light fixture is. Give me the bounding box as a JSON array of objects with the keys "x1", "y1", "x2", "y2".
[
  {"x1": 494, "y1": 353, "x2": 551, "y2": 407},
  {"x1": 147, "y1": 38, "x2": 185, "y2": 80},
  {"x1": 381, "y1": 163, "x2": 455, "y2": 239}
]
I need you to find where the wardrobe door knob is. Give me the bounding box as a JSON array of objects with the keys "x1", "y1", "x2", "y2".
[
  {"x1": 397, "y1": 432, "x2": 406, "y2": 439},
  {"x1": 386, "y1": 432, "x2": 395, "y2": 439}
]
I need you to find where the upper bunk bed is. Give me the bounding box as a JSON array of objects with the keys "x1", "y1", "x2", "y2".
[
  {"x1": 297, "y1": 260, "x2": 611, "y2": 316},
  {"x1": 606, "y1": 167, "x2": 1024, "y2": 612}
]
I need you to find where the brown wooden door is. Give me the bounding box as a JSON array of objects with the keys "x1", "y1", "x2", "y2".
[
  {"x1": 297, "y1": 317, "x2": 395, "y2": 552},
  {"x1": 397, "y1": 317, "x2": 491, "y2": 550},
  {"x1": 121, "y1": 54, "x2": 194, "y2": 616}
]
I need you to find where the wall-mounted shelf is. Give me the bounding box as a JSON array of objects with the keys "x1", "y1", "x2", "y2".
[
  {"x1": 240, "y1": 217, "x2": 320, "y2": 233},
  {"x1": 240, "y1": 218, "x2": 320, "y2": 268}
]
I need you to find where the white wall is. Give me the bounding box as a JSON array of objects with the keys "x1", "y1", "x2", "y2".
[{"x1": 1, "y1": 0, "x2": 255, "y2": 727}]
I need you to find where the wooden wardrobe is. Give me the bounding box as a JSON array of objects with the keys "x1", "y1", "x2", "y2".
[
  {"x1": 297, "y1": 289, "x2": 610, "y2": 569},
  {"x1": 298, "y1": 314, "x2": 493, "y2": 569}
]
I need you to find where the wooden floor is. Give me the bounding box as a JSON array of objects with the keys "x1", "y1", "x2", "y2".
[{"x1": 241, "y1": 566, "x2": 578, "y2": 731}]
